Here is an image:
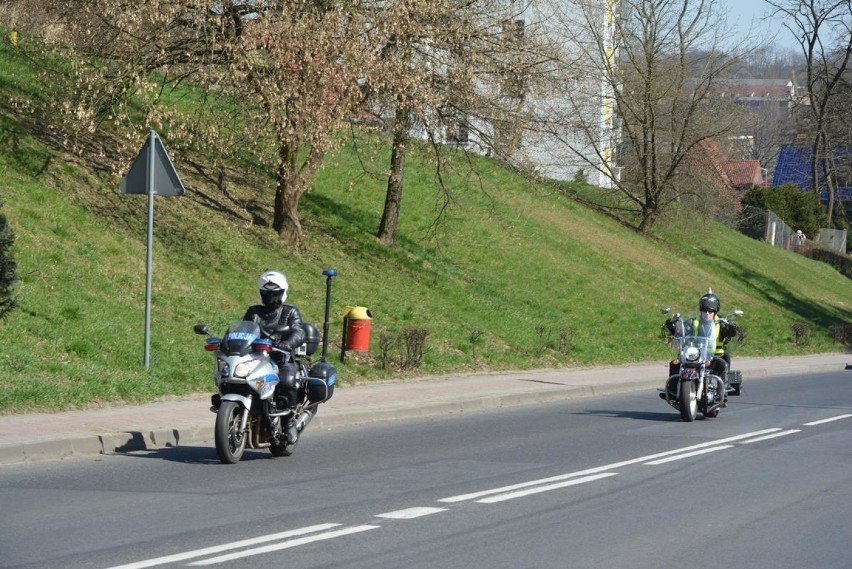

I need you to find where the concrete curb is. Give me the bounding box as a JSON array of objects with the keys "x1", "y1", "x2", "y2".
[{"x1": 0, "y1": 382, "x2": 654, "y2": 465}]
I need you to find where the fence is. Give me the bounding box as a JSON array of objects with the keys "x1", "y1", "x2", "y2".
[
  {"x1": 815, "y1": 228, "x2": 848, "y2": 254},
  {"x1": 742, "y1": 208, "x2": 846, "y2": 254},
  {"x1": 763, "y1": 210, "x2": 795, "y2": 250}
]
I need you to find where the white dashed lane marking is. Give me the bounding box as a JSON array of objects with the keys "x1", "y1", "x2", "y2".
[{"x1": 376, "y1": 507, "x2": 448, "y2": 519}]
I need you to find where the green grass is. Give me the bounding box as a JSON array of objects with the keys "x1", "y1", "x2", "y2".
[{"x1": 0, "y1": 28, "x2": 850, "y2": 414}]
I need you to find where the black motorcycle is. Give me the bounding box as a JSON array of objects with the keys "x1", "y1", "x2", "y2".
[{"x1": 659, "y1": 307, "x2": 743, "y2": 421}]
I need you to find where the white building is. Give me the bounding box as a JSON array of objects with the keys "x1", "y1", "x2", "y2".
[{"x1": 434, "y1": 0, "x2": 622, "y2": 188}]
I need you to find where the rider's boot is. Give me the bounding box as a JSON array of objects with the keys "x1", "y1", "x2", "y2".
[
  {"x1": 286, "y1": 417, "x2": 299, "y2": 444},
  {"x1": 270, "y1": 416, "x2": 282, "y2": 437}
]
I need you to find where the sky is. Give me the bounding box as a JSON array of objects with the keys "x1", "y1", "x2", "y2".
[{"x1": 723, "y1": 0, "x2": 802, "y2": 53}]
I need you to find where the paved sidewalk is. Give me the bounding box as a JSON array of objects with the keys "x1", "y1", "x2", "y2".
[{"x1": 0, "y1": 354, "x2": 848, "y2": 465}]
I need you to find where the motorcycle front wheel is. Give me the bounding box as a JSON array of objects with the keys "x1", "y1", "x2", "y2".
[
  {"x1": 678, "y1": 380, "x2": 697, "y2": 422},
  {"x1": 215, "y1": 400, "x2": 247, "y2": 464}
]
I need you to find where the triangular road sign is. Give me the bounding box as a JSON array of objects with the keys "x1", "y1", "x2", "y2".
[{"x1": 120, "y1": 131, "x2": 186, "y2": 196}]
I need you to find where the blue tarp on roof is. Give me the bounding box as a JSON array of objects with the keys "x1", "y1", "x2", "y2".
[{"x1": 772, "y1": 144, "x2": 852, "y2": 201}]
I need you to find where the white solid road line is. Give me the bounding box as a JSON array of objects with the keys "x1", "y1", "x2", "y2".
[
  {"x1": 104, "y1": 524, "x2": 341, "y2": 569},
  {"x1": 187, "y1": 525, "x2": 380, "y2": 566},
  {"x1": 644, "y1": 445, "x2": 734, "y2": 465},
  {"x1": 803, "y1": 414, "x2": 852, "y2": 426},
  {"x1": 439, "y1": 429, "x2": 781, "y2": 503},
  {"x1": 477, "y1": 473, "x2": 618, "y2": 503},
  {"x1": 739, "y1": 429, "x2": 802, "y2": 444}
]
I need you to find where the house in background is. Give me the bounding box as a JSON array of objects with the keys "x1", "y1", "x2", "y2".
[
  {"x1": 714, "y1": 78, "x2": 796, "y2": 113},
  {"x1": 687, "y1": 140, "x2": 767, "y2": 196},
  {"x1": 772, "y1": 144, "x2": 852, "y2": 202},
  {"x1": 726, "y1": 160, "x2": 767, "y2": 192}
]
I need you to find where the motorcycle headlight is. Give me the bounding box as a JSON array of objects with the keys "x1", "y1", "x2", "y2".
[
  {"x1": 685, "y1": 346, "x2": 700, "y2": 362},
  {"x1": 234, "y1": 359, "x2": 262, "y2": 378}
]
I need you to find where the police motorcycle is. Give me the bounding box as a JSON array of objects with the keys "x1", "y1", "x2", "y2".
[
  {"x1": 659, "y1": 306, "x2": 743, "y2": 422},
  {"x1": 194, "y1": 269, "x2": 339, "y2": 464}
]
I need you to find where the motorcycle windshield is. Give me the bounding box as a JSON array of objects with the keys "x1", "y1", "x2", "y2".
[
  {"x1": 221, "y1": 321, "x2": 262, "y2": 356},
  {"x1": 674, "y1": 313, "x2": 717, "y2": 362}
]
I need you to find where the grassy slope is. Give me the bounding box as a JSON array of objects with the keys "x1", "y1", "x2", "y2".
[{"x1": 0, "y1": 35, "x2": 849, "y2": 414}]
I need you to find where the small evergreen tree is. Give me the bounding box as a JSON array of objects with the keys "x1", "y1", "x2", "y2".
[
  {"x1": 740, "y1": 184, "x2": 827, "y2": 239},
  {"x1": 0, "y1": 196, "x2": 19, "y2": 320}
]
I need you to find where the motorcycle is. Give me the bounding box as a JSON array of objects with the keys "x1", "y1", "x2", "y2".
[
  {"x1": 194, "y1": 269, "x2": 339, "y2": 464},
  {"x1": 659, "y1": 307, "x2": 743, "y2": 422}
]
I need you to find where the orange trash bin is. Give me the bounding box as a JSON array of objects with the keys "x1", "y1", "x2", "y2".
[{"x1": 343, "y1": 306, "x2": 372, "y2": 352}]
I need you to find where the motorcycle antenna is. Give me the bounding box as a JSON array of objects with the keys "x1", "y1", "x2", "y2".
[{"x1": 320, "y1": 269, "x2": 337, "y2": 363}]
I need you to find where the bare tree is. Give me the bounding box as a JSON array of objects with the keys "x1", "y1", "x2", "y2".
[
  {"x1": 767, "y1": 0, "x2": 852, "y2": 223},
  {"x1": 366, "y1": 1, "x2": 456, "y2": 246},
  {"x1": 21, "y1": 0, "x2": 378, "y2": 251},
  {"x1": 366, "y1": 0, "x2": 541, "y2": 245},
  {"x1": 531, "y1": 0, "x2": 751, "y2": 232}
]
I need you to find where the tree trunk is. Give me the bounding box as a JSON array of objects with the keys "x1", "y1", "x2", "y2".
[
  {"x1": 823, "y1": 155, "x2": 835, "y2": 225},
  {"x1": 377, "y1": 102, "x2": 410, "y2": 245},
  {"x1": 274, "y1": 179, "x2": 306, "y2": 251},
  {"x1": 638, "y1": 210, "x2": 657, "y2": 233},
  {"x1": 273, "y1": 141, "x2": 308, "y2": 251},
  {"x1": 811, "y1": 135, "x2": 821, "y2": 199}
]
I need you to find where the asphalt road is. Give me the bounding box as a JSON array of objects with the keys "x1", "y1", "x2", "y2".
[{"x1": 1, "y1": 370, "x2": 851, "y2": 569}]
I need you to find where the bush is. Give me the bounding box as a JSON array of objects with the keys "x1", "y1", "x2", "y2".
[
  {"x1": 0, "y1": 196, "x2": 18, "y2": 320},
  {"x1": 803, "y1": 247, "x2": 852, "y2": 279},
  {"x1": 828, "y1": 324, "x2": 852, "y2": 350},
  {"x1": 790, "y1": 321, "x2": 811, "y2": 347}
]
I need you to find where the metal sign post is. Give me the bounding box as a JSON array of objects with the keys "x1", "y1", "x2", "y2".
[{"x1": 120, "y1": 130, "x2": 185, "y2": 368}]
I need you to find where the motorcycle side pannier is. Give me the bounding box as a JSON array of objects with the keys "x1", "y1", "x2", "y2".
[{"x1": 307, "y1": 362, "x2": 337, "y2": 403}]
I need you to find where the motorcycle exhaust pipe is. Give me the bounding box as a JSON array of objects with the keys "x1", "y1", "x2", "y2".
[{"x1": 295, "y1": 408, "x2": 315, "y2": 432}]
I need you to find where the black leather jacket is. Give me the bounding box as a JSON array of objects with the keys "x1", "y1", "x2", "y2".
[{"x1": 242, "y1": 303, "x2": 306, "y2": 352}]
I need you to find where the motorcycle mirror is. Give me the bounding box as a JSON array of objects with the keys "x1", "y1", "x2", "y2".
[
  {"x1": 194, "y1": 324, "x2": 210, "y2": 336},
  {"x1": 731, "y1": 310, "x2": 744, "y2": 317},
  {"x1": 661, "y1": 306, "x2": 671, "y2": 314}
]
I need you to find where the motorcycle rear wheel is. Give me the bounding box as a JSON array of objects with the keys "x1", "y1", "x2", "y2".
[
  {"x1": 215, "y1": 400, "x2": 247, "y2": 464},
  {"x1": 679, "y1": 380, "x2": 697, "y2": 422}
]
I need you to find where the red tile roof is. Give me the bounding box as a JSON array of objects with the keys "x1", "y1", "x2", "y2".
[{"x1": 726, "y1": 160, "x2": 765, "y2": 188}]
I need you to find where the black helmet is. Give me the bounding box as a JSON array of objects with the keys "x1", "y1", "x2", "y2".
[{"x1": 699, "y1": 289, "x2": 720, "y2": 313}]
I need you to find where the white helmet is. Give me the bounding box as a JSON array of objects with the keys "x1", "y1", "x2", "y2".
[{"x1": 257, "y1": 270, "x2": 288, "y2": 308}]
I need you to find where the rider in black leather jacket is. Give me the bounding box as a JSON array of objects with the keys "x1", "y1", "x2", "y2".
[{"x1": 242, "y1": 270, "x2": 306, "y2": 443}]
